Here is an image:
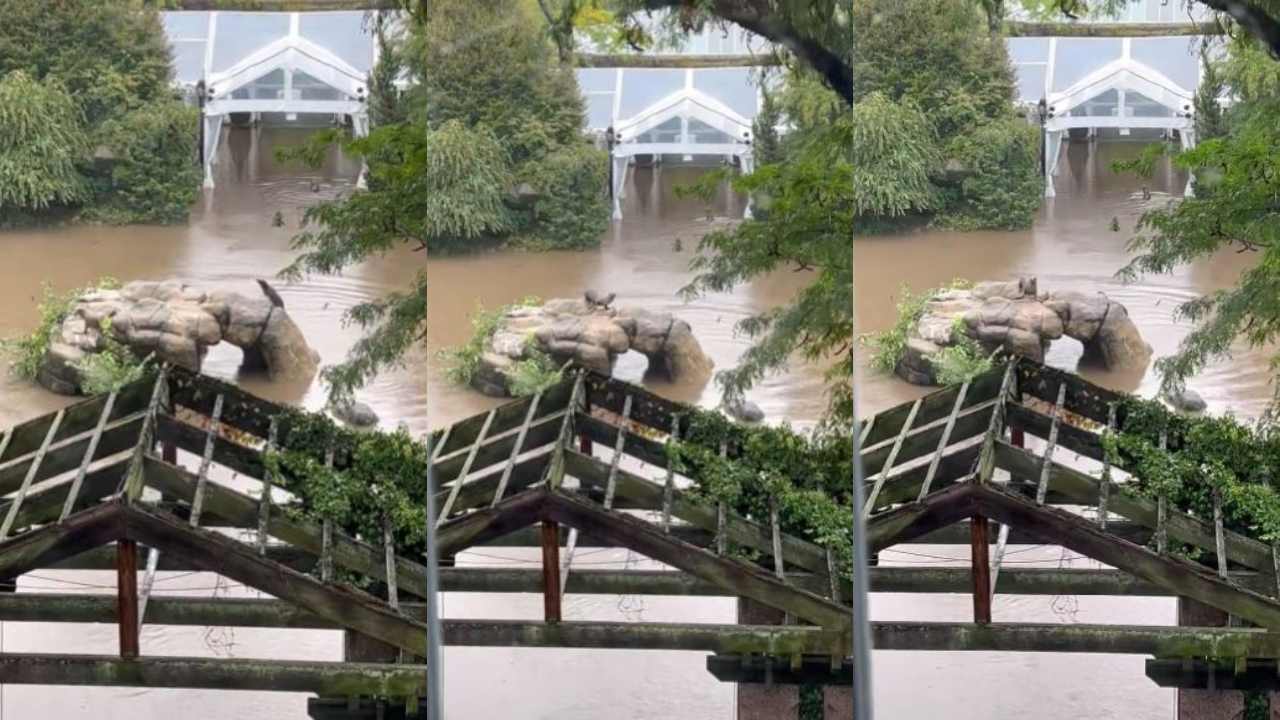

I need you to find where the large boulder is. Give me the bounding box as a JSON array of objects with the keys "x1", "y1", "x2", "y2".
[
  {"x1": 469, "y1": 296, "x2": 713, "y2": 397},
  {"x1": 895, "y1": 277, "x2": 1152, "y2": 385},
  {"x1": 38, "y1": 280, "x2": 319, "y2": 395}
]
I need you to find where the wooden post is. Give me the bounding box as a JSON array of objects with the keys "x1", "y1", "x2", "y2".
[
  {"x1": 1010, "y1": 427, "x2": 1024, "y2": 448},
  {"x1": 162, "y1": 440, "x2": 177, "y2": 465},
  {"x1": 970, "y1": 515, "x2": 992, "y2": 625},
  {"x1": 541, "y1": 520, "x2": 562, "y2": 623},
  {"x1": 117, "y1": 539, "x2": 140, "y2": 659}
]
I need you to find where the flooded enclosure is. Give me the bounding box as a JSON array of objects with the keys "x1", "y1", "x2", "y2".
[{"x1": 0, "y1": 126, "x2": 424, "y2": 719}]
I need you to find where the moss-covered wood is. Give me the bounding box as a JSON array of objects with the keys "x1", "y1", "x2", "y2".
[{"x1": 0, "y1": 652, "x2": 426, "y2": 696}]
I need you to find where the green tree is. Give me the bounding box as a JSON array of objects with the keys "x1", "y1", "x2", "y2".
[
  {"x1": 1118, "y1": 35, "x2": 1280, "y2": 403},
  {"x1": 683, "y1": 94, "x2": 937, "y2": 425},
  {"x1": 281, "y1": 120, "x2": 512, "y2": 401},
  {"x1": 0, "y1": 0, "x2": 198, "y2": 224},
  {"x1": 0, "y1": 71, "x2": 89, "y2": 221}
]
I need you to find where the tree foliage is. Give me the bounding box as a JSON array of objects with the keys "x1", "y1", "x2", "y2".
[
  {"x1": 0, "y1": 71, "x2": 89, "y2": 220},
  {"x1": 1118, "y1": 35, "x2": 1280, "y2": 402},
  {"x1": 0, "y1": 0, "x2": 198, "y2": 225},
  {"x1": 854, "y1": 0, "x2": 1040, "y2": 231},
  {"x1": 280, "y1": 121, "x2": 512, "y2": 401}
]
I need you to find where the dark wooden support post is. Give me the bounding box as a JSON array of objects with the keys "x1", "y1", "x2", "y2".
[
  {"x1": 541, "y1": 520, "x2": 562, "y2": 623},
  {"x1": 1177, "y1": 597, "x2": 1243, "y2": 718},
  {"x1": 117, "y1": 539, "x2": 140, "y2": 659},
  {"x1": 1010, "y1": 427, "x2": 1024, "y2": 448},
  {"x1": 970, "y1": 515, "x2": 992, "y2": 625}
]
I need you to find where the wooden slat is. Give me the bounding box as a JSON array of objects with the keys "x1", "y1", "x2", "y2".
[
  {"x1": 1215, "y1": 490, "x2": 1229, "y2": 579},
  {"x1": 864, "y1": 398, "x2": 922, "y2": 517},
  {"x1": 715, "y1": 441, "x2": 728, "y2": 556},
  {"x1": 0, "y1": 409, "x2": 65, "y2": 540},
  {"x1": 976, "y1": 363, "x2": 1018, "y2": 484},
  {"x1": 1034, "y1": 383, "x2": 1068, "y2": 506},
  {"x1": 137, "y1": 544, "x2": 161, "y2": 631},
  {"x1": 321, "y1": 448, "x2": 335, "y2": 583},
  {"x1": 542, "y1": 490, "x2": 851, "y2": 630},
  {"x1": 770, "y1": 496, "x2": 784, "y2": 580},
  {"x1": 437, "y1": 408, "x2": 496, "y2": 525},
  {"x1": 123, "y1": 368, "x2": 170, "y2": 501},
  {"x1": 60, "y1": 392, "x2": 117, "y2": 523},
  {"x1": 1099, "y1": 404, "x2": 1117, "y2": 529},
  {"x1": 600, "y1": 394, "x2": 634, "y2": 511},
  {"x1": 826, "y1": 548, "x2": 842, "y2": 603},
  {"x1": 1157, "y1": 431, "x2": 1168, "y2": 555},
  {"x1": 188, "y1": 393, "x2": 225, "y2": 527},
  {"x1": 492, "y1": 391, "x2": 542, "y2": 507},
  {"x1": 383, "y1": 516, "x2": 399, "y2": 611},
  {"x1": 661, "y1": 413, "x2": 681, "y2": 533},
  {"x1": 919, "y1": 381, "x2": 970, "y2": 502},
  {"x1": 258, "y1": 418, "x2": 279, "y2": 556}
]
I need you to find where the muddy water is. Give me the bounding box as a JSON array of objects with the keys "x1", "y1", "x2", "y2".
[
  {"x1": 857, "y1": 140, "x2": 1271, "y2": 720},
  {"x1": 0, "y1": 126, "x2": 423, "y2": 719}
]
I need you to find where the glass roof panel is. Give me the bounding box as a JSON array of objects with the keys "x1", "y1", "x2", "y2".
[
  {"x1": 1015, "y1": 64, "x2": 1046, "y2": 104},
  {"x1": 299, "y1": 12, "x2": 374, "y2": 74},
  {"x1": 292, "y1": 69, "x2": 350, "y2": 101},
  {"x1": 212, "y1": 13, "x2": 290, "y2": 73},
  {"x1": 691, "y1": 68, "x2": 758, "y2": 118},
  {"x1": 617, "y1": 69, "x2": 685, "y2": 120},
  {"x1": 1067, "y1": 88, "x2": 1119, "y2": 117},
  {"x1": 1052, "y1": 38, "x2": 1124, "y2": 92},
  {"x1": 688, "y1": 118, "x2": 735, "y2": 144},
  {"x1": 584, "y1": 93, "x2": 614, "y2": 129},
  {"x1": 1007, "y1": 37, "x2": 1049, "y2": 64},
  {"x1": 1125, "y1": 90, "x2": 1176, "y2": 117},
  {"x1": 577, "y1": 69, "x2": 618, "y2": 94},
  {"x1": 171, "y1": 41, "x2": 207, "y2": 83},
  {"x1": 1130, "y1": 36, "x2": 1201, "y2": 92},
  {"x1": 230, "y1": 68, "x2": 285, "y2": 100},
  {"x1": 634, "y1": 116, "x2": 682, "y2": 143},
  {"x1": 162, "y1": 12, "x2": 209, "y2": 40}
]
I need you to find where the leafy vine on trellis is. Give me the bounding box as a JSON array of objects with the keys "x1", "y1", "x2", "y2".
[
  {"x1": 1103, "y1": 395, "x2": 1280, "y2": 544},
  {"x1": 670, "y1": 406, "x2": 855, "y2": 578}
]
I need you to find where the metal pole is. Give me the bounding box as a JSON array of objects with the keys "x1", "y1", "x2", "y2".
[
  {"x1": 424, "y1": 432, "x2": 443, "y2": 719},
  {"x1": 848, "y1": 25, "x2": 874, "y2": 712},
  {"x1": 849, "y1": 367, "x2": 874, "y2": 719}
]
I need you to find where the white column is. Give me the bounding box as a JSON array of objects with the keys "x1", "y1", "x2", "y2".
[
  {"x1": 611, "y1": 153, "x2": 629, "y2": 220},
  {"x1": 740, "y1": 151, "x2": 755, "y2": 219},
  {"x1": 1180, "y1": 128, "x2": 1197, "y2": 197},
  {"x1": 1044, "y1": 128, "x2": 1064, "y2": 198},
  {"x1": 202, "y1": 112, "x2": 225, "y2": 190},
  {"x1": 354, "y1": 112, "x2": 371, "y2": 190}
]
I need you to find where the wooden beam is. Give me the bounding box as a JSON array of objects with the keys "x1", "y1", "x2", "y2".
[
  {"x1": 995, "y1": 440, "x2": 1277, "y2": 577},
  {"x1": 707, "y1": 654, "x2": 851, "y2": 685},
  {"x1": 541, "y1": 490, "x2": 851, "y2": 631},
  {"x1": 867, "y1": 480, "x2": 978, "y2": 553},
  {"x1": 1147, "y1": 658, "x2": 1280, "y2": 691},
  {"x1": 1003, "y1": 21, "x2": 1220, "y2": 38},
  {"x1": 116, "y1": 539, "x2": 140, "y2": 658},
  {"x1": 0, "y1": 501, "x2": 126, "y2": 582},
  {"x1": 0, "y1": 378, "x2": 151, "y2": 463},
  {"x1": 971, "y1": 516, "x2": 992, "y2": 625},
  {"x1": 50, "y1": 542, "x2": 312, "y2": 573},
  {"x1": 141, "y1": 455, "x2": 432, "y2": 598},
  {"x1": 972, "y1": 483, "x2": 1280, "y2": 631},
  {"x1": 0, "y1": 653, "x2": 426, "y2": 696},
  {"x1": 541, "y1": 521, "x2": 561, "y2": 623},
  {"x1": 565, "y1": 448, "x2": 831, "y2": 574},
  {"x1": 443, "y1": 619, "x2": 1280, "y2": 658},
  {"x1": 62, "y1": 392, "x2": 118, "y2": 522},
  {"x1": 118, "y1": 503, "x2": 428, "y2": 656}
]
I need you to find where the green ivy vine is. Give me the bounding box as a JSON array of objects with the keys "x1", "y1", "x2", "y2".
[
  {"x1": 265, "y1": 409, "x2": 429, "y2": 568},
  {"x1": 669, "y1": 405, "x2": 855, "y2": 578},
  {"x1": 1103, "y1": 395, "x2": 1280, "y2": 544}
]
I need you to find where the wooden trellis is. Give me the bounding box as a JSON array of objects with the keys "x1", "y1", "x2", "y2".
[{"x1": 0, "y1": 367, "x2": 426, "y2": 719}]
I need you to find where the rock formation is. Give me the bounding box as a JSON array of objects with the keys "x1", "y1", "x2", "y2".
[
  {"x1": 896, "y1": 277, "x2": 1152, "y2": 385},
  {"x1": 39, "y1": 280, "x2": 320, "y2": 395},
  {"x1": 471, "y1": 296, "x2": 713, "y2": 397}
]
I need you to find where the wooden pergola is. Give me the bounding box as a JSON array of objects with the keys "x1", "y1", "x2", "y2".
[
  {"x1": 8, "y1": 357, "x2": 1280, "y2": 715},
  {"x1": 0, "y1": 367, "x2": 427, "y2": 719},
  {"x1": 428, "y1": 358, "x2": 1280, "y2": 702}
]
